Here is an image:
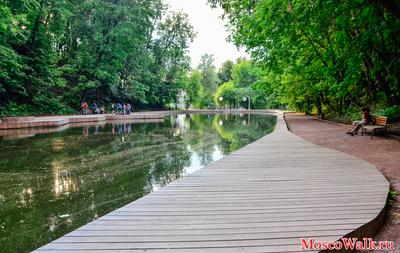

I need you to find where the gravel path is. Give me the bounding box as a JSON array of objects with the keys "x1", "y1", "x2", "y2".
[{"x1": 285, "y1": 113, "x2": 400, "y2": 252}]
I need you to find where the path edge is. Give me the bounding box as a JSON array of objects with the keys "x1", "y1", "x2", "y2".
[{"x1": 283, "y1": 112, "x2": 390, "y2": 253}]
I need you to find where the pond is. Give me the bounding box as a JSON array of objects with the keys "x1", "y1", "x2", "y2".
[{"x1": 0, "y1": 113, "x2": 276, "y2": 253}]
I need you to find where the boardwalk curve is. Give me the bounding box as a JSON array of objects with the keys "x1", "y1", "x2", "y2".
[{"x1": 33, "y1": 112, "x2": 389, "y2": 253}]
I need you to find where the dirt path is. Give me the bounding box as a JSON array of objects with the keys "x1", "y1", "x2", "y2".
[{"x1": 285, "y1": 113, "x2": 400, "y2": 252}]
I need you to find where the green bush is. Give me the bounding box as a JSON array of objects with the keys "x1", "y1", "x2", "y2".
[
  {"x1": 342, "y1": 107, "x2": 362, "y2": 122},
  {"x1": 376, "y1": 105, "x2": 400, "y2": 122},
  {"x1": 32, "y1": 96, "x2": 74, "y2": 115},
  {"x1": 199, "y1": 96, "x2": 215, "y2": 109},
  {"x1": 0, "y1": 102, "x2": 35, "y2": 116},
  {"x1": 0, "y1": 97, "x2": 73, "y2": 117}
]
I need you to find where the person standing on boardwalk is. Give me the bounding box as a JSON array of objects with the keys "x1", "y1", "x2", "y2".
[
  {"x1": 346, "y1": 107, "x2": 373, "y2": 136},
  {"x1": 111, "y1": 103, "x2": 115, "y2": 114},
  {"x1": 82, "y1": 102, "x2": 88, "y2": 115},
  {"x1": 116, "y1": 102, "x2": 123, "y2": 114},
  {"x1": 92, "y1": 102, "x2": 99, "y2": 114},
  {"x1": 126, "y1": 103, "x2": 132, "y2": 114},
  {"x1": 123, "y1": 103, "x2": 127, "y2": 115}
]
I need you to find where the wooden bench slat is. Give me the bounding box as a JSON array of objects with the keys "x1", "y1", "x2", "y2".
[{"x1": 363, "y1": 126, "x2": 384, "y2": 130}]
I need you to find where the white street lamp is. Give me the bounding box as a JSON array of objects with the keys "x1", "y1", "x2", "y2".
[
  {"x1": 243, "y1": 96, "x2": 251, "y2": 110},
  {"x1": 218, "y1": 96, "x2": 224, "y2": 110}
]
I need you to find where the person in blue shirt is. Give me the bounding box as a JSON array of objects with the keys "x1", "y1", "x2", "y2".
[{"x1": 116, "y1": 102, "x2": 123, "y2": 114}]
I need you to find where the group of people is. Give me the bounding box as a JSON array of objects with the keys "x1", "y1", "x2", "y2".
[
  {"x1": 111, "y1": 102, "x2": 132, "y2": 115},
  {"x1": 81, "y1": 102, "x2": 105, "y2": 115},
  {"x1": 81, "y1": 101, "x2": 132, "y2": 115}
]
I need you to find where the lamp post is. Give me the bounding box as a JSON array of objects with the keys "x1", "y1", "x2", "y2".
[
  {"x1": 218, "y1": 96, "x2": 223, "y2": 109},
  {"x1": 242, "y1": 96, "x2": 250, "y2": 110}
]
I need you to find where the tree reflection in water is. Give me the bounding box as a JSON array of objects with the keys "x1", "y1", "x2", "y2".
[{"x1": 0, "y1": 113, "x2": 276, "y2": 253}]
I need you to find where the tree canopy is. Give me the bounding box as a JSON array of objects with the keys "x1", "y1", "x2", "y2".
[
  {"x1": 2, "y1": 0, "x2": 399, "y2": 120},
  {"x1": 217, "y1": 60, "x2": 234, "y2": 85},
  {"x1": 209, "y1": 0, "x2": 400, "y2": 119},
  {"x1": 0, "y1": 0, "x2": 195, "y2": 115},
  {"x1": 197, "y1": 53, "x2": 219, "y2": 96}
]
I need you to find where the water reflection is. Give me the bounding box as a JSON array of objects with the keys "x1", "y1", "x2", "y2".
[
  {"x1": 0, "y1": 114, "x2": 276, "y2": 253},
  {"x1": 52, "y1": 161, "x2": 78, "y2": 197},
  {"x1": 51, "y1": 139, "x2": 65, "y2": 151},
  {"x1": 19, "y1": 187, "x2": 33, "y2": 207}
]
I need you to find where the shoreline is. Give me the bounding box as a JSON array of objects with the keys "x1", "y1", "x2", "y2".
[{"x1": 0, "y1": 109, "x2": 278, "y2": 130}]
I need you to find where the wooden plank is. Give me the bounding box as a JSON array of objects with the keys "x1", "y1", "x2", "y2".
[
  {"x1": 31, "y1": 245, "x2": 315, "y2": 253},
  {"x1": 35, "y1": 235, "x2": 340, "y2": 249},
  {"x1": 67, "y1": 223, "x2": 364, "y2": 236},
  {"x1": 33, "y1": 111, "x2": 389, "y2": 253},
  {"x1": 57, "y1": 231, "x2": 350, "y2": 243}
]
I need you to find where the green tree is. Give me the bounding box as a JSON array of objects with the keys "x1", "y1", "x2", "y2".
[
  {"x1": 197, "y1": 53, "x2": 219, "y2": 95},
  {"x1": 149, "y1": 11, "x2": 196, "y2": 108},
  {"x1": 217, "y1": 60, "x2": 234, "y2": 85},
  {"x1": 0, "y1": 0, "x2": 73, "y2": 115},
  {"x1": 232, "y1": 59, "x2": 258, "y2": 88},
  {"x1": 184, "y1": 70, "x2": 203, "y2": 109},
  {"x1": 214, "y1": 81, "x2": 236, "y2": 108}
]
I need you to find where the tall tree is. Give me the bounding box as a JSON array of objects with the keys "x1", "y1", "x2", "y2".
[
  {"x1": 217, "y1": 60, "x2": 234, "y2": 85},
  {"x1": 184, "y1": 70, "x2": 203, "y2": 109},
  {"x1": 149, "y1": 11, "x2": 196, "y2": 107},
  {"x1": 197, "y1": 53, "x2": 219, "y2": 95},
  {"x1": 232, "y1": 60, "x2": 258, "y2": 88}
]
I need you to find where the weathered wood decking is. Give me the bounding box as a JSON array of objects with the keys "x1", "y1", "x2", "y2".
[
  {"x1": 33, "y1": 112, "x2": 389, "y2": 253},
  {"x1": 0, "y1": 113, "x2": 166, "y2": 130}
]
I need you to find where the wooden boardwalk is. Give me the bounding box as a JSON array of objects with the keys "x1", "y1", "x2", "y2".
[
  {"x1": 33, "y1": 112, "x2": 389, "y2": 253},
  {"x1": 0, "y1": 112, "x2": 166, "y2": 130}
]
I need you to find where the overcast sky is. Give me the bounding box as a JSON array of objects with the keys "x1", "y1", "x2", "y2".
[{"x1": 163, "y1": 0, "x2": 249, "y2": 68}]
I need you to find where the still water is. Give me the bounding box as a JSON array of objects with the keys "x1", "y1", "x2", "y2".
[{"x1": 0, "y1": 113, "x2": 276, "y2": 253}]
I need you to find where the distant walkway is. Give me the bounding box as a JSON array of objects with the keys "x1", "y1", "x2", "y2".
[
  {"x1": 0, "y1": 112, "x2": 167, "y2": 130},
  {"x1": 285, "y1": 112, "x2": 400, "y2": 251},
  {"x1": 0, "y1": 110, "x2": 277, "y2": 130},
  {"x1": 0, "y1": 112, "x2": 169, "y2": 140},
  {"x1": 33, "y1": 112, "x2": 389, "y2": 252},
  {"x1": 0, "y1": 110, "x2": 276, "y2": 140}
]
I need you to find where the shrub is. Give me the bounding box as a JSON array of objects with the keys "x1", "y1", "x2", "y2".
[
  {"x1": 0, "y1": 97, "x2": 73, "y2": 117},
  {"x1": 0, "y1": 102, "x2": 35, "y2": 116},
  {"x1": 376, "y1": 105, "x2": 400, "y2": 122}
]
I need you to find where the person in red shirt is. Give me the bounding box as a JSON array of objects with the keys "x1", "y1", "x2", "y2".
[
  {"x1": 82, "y1": 102, "x2": 88, "y2": 115},
  {"x1": 346, "y1": 107, "x2": 373, "y2": 136}
]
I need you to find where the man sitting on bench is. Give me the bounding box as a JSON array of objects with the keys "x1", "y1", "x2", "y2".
[{"x1": 346, "y1": 107, "x2": 373, "y2": 136}]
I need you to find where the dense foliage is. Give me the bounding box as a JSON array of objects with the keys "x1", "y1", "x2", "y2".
[
  {"x1": 2, "y1": 0, "x2": 399, "y2": 119},
  {"x1": 209, "y1": 0, "x2": 400, "y2": 119},
  {"x1": 181, "y1": 55, "x2": 285, "y2": 110},
  {"x1": 0, "y1": 0, "x2": 195, "y2": 115}
]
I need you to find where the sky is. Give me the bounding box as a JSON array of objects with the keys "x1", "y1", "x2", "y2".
[{"x1": 163, "y1": 0, "x2": 249, "y2": 68}]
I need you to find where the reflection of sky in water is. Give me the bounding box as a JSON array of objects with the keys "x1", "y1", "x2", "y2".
[
  {"x1": 0, "y1": 113, "x2": 276, "y2": 253},
  {"x1": 150, "y1": 115, "x2": 224, "y2": 190},
  {"x1": 184, "y1": 145, "x2": 224, "y2": 175}
]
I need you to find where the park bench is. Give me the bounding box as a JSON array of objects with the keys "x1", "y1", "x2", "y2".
[{"x1": 361, "y1": 115, "x2": 388, "y2": 139}]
